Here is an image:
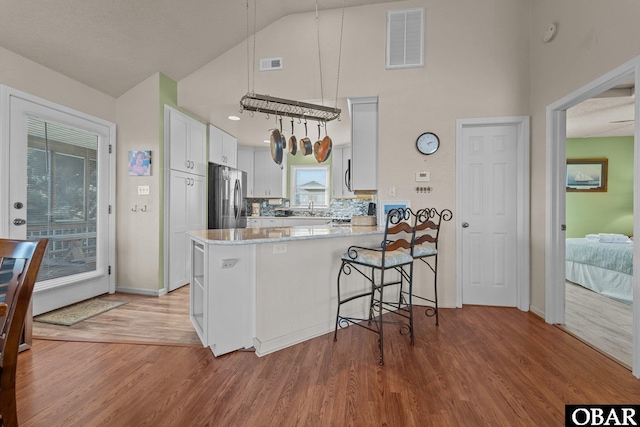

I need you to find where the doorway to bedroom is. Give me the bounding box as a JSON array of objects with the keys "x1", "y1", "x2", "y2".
[
  {"x1": 564, "y1": 88, "x2": 634, "y2": 367},
  {"x1": 545, "y1": 58, "x2": 640, "y2": 377}
]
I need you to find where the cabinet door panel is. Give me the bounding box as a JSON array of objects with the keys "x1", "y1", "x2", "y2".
[
  {"x1": 169, "y1": 111, "x2": 189, "y2": 173},
  {"x1": 350, "y1": 98, "x2": 378, "y2": 191},
  {"x1": 169, "y1": 170, "x2": 190, "y2": 289},
  {"x1": 189, "y1": 121, "x2": 207, "y2": 176}
]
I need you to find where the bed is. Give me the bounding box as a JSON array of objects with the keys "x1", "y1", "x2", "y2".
[{"x1": 565, "y1": 236, "x2": 633, "y2": 305}]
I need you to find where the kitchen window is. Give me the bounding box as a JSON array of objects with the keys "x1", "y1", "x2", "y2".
[{"x1": 290, "y1": 165, "x2": 330, "y2": 208}]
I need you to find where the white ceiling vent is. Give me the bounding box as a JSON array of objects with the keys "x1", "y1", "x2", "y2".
[
  {"x1": 259, "y1": 57, "x2": 283, "y2": 71},
  {"x1": 386, "y1": 8, "x2": 424, "y2": 69}
]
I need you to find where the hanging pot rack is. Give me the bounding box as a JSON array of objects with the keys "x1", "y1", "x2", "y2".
[{"x1": 240, "y1": 92, "x2": 341, "y2": 123}]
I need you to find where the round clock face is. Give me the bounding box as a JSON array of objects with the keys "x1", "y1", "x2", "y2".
[{"x1": 416, "y1": 132, "x2": 440, "y2": 155}]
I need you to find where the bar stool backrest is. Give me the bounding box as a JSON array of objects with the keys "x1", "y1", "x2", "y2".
[
  {"x1": 413, "y1": 208, "x2": 453, "y2": 254},
  {"x1": 382, "y1": 208, "x2": 416, "y2": 253}
]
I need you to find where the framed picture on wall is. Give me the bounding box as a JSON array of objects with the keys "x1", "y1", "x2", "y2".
[
  {"x1": 378, "y1": 200, "x2": 411, "y2": 225},
  {"x1": 128, "y1": 150, "x2": 151, "y2": 176},
  {"x1": 566, "y1": 158, "x2": 608, "y2": 192}
]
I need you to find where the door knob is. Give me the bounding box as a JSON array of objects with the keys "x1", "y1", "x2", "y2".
[
  {"x1": 13, "y1": 202, "x2": 24, "y2": 209},
  {"x1": 462, "y1": 222, "x2": 469, "y2": 228},
  {"x1": 13, "y1": 218, "x2": 26, "y2": 226}
]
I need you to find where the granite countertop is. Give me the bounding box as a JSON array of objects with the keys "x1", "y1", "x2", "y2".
[{"x1": 187, "y1": 225, "x2": 383, "y2": 245}]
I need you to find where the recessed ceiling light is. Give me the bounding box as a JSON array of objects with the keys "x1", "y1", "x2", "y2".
[{"x1": 228, "y1": 115, "x2": 240, "y2": 121}]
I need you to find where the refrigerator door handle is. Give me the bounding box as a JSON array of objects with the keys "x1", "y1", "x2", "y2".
[{"x1": 234, "y1": 179, "x2": 241, "y2": 220}]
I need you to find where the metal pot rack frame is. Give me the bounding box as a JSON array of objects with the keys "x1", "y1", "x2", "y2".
[{"x1": 240, "y1": 92, "x2": 341, "y2": 123}]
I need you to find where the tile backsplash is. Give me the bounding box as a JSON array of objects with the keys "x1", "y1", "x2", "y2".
[{"x1": 247, "y1": 197, "x2": 376, "y2": 218}]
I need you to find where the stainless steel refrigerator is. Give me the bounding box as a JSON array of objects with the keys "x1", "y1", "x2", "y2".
[{"x1": 208, "y1": 163, "x2": 248, "y2": 229}]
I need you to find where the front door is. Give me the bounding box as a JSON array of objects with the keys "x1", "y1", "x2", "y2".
[
  {"x1": 2, "y1": 89, "x2": 114, "y2": 315},
  {"x1": 460, "y1": 123, "x2": 518, "y2": 306}
]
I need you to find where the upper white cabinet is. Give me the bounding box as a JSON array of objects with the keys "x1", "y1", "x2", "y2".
[
  {"x1": 348, "y1": 97, "x2": 378, "y2": 192},
  {"x1": 331, "y1": 145, "x2": 354, "y2": 198},
  {"x1": 166, "y1": 106, "x2": 207, "y2": 176},
  {"x1": 237, "y1": 147, "x2": 254, "y2": 197},
  {"x1": 253, "y1": 149, "x2": 286, "y2": 198},
  {"x1": 209, "y1": 124, "x2": 237, "y2": 168}
]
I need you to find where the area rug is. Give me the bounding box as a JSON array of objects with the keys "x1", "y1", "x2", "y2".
[{"x1": 34, "y1": 298, "x2": 128, "y2": 326}]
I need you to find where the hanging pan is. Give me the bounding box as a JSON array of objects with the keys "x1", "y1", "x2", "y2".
[
  {"x1": 288, "y1": 119, "x2": 297, "y2": 155},
  {"x1": 299, "y1": 120, "x2": 313, "y2": 156},
  {"x1": 270, "y1": 117, "x2": 285, "y2": 167},
  {"x1": 314, "y1": 121, "x2": 332, "y2": 163}
]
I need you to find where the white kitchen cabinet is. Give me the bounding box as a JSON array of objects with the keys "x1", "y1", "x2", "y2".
[
  {"x1": 348, "y1": 97, "x2": 378, "y2": 192},
  {"x1": 166, "y1": 106, "x2": 207, "y2": 176},
  {"x1": 331, "y1": 145, "x2": 354, "y2": 198},
  {"x1": 164, "y1": 105, "x2": 207, "y2": 293},
  {"x1": 248, "y1": 217, "x2": 284, "y2": 227},
  {"x1": 209, "y1": 124, "x2": 237, "y2": 168},
  {"x1": 281, "y1": 218, "x2": 330, "y2": 227},
  {"x1": 167, "y1": 170, "x2": 206, "y2": 291},
  {"x1": 253, "y1": 149, "x2": 286, "y2": 198},
  {"x1": 237, "y1": 147, "x2": 254, "y2": 197}
]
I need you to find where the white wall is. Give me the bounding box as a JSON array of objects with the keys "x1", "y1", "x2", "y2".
[
  {"x1": 115, "y1": 73, "x2": 162, "y2": 293},
  {"x1": 0, "y1": 46, "x2": 115, "y2": 121},
  {"x1": 529, "y1": 0, "x2": 640, "y2": 314},
  {"x1": 178, "y1": 0, "x2": 531, "y2": 308}
]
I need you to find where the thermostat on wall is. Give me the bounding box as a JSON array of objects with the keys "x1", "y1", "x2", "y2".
[{"x1": 416, "y1": 171, "x2": 430, "y2": 182}]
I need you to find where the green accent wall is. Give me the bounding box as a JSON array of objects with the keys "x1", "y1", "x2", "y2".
[
  {"x1": 566, "y1": 136, "x2": 633, "y2": 238},
  {"x1": 285, "y1": 150, "x2": 334, "y2": 200}
]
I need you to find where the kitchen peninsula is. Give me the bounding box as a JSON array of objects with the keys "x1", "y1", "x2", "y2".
[{"x1": 187, "y1": 224, "x2": 384, "y2": 357}]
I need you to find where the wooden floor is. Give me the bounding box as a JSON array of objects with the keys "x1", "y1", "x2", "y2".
[
  {"x1": 563, "y1": 281, "x2": 632, "y2": 368},
  {"x1": 16, "y1": 305, "x2": 640, "y2": 427},
  {"x1": 32, "y1": 286, "x2": 201, "y2": 347}
]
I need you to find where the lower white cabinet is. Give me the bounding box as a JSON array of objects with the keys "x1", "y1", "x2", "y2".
[
  {"x1": 167, "y1": 170, "x2": 206, "y2": 291},
  {"x1": 248, "y1": 217, "x2": 284, "y2": 227},
  {"x1": 189, "y1": 238, "x2": 255, "y2": 356}
]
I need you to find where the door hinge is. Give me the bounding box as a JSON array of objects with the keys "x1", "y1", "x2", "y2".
[
  {"x1": 109, "y1": 144, "x2": 112, "y2": 154},
  {"x1": 561, "y1": 224, "x2": 566, "y2": 231},
  {"x1": 108, "y1": 265, "x2": 112, "y2": 275},
  {"x1": 108, "y1": 205, "x2": 112, "y2": 214}
]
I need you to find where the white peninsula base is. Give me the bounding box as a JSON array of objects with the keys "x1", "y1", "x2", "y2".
[{"x1": 188, "y1": 225, "x2": 384, "y2": 357}]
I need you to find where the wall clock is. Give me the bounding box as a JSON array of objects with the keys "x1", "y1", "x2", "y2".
[{"x1": 416, "y1": 132, "x2": 440, "y2": 155}]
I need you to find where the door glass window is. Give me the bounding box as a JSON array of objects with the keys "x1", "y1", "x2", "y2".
[{"x1": 26, "y1": 118, "x2": 98, "y2": 281}]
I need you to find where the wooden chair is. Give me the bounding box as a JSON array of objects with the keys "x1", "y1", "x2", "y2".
[
  {"x1": 407, "y1": 208, "x2": 452, "y2": 326},
  {"x1": 334, "y1": 208, "x2": 416, "y2": 365},
  {"x1": 0, "y1": 239, "x2": 48, "y2": 427}
]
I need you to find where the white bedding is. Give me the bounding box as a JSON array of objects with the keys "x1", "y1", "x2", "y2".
[{"x1": 565, "y1": 237, "x2": 633, "y2": 305}]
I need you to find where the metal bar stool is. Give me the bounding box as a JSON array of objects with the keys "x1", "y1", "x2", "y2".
[
  {"x1": 407, "y1": 207, "x2": 452, "y2": 326},
  {"x1": 333, "y1": 208, "x2": 416, "y2": 365}
]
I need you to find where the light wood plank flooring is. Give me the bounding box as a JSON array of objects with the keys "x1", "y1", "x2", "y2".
[
  {"x1": 562, "y1": 280, "x2": 632, "y2": 368},
  {"x1": 32, "y1": 285, "x2": 201, "y2": 347},
  {"x1": 16, "y1": 306, "x2": 640, "y2": 427}
]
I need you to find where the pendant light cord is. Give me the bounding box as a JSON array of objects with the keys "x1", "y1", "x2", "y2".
[
  {"x1": 246, "y1": 0, "x2": 257, "y2": 94},
  {"x1": 315, "y1": 0, "x2": 325, "y2": 108},
  {"x1": 335, "y1": 0, "x2": 345, "y2": 110}
]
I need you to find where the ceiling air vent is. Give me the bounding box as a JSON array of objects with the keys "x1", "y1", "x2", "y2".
[
  {"x1": 386, "y1": 8, "x2": 424, "y2": 69},
  {"x1": 259, "y1": 57, "x2": 283, "y2": 71}
]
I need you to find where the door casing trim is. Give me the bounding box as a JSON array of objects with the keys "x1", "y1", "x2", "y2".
[{"x1": 455, "y1": 116, "x2": 530, "y2": 311}]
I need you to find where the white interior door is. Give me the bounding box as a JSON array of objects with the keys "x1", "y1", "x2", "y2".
[
  {"x1": 2, "y1": 89, "x2": 115, "y2": 315},
  {"x1": 460, "y1": 123, "x2": 518, "y2": 306}
]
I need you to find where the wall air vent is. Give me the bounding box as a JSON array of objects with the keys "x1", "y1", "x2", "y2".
[
  {"x1": 386, "y1": 8, "x2": 424, "y2": 69},
  {"x1": 259, "y1": 57, "x2": 283, "y2": 71}
]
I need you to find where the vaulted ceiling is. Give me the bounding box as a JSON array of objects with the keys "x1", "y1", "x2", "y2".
[
  {"x1": 0, "y1": 1, "x2": 634, "y2": 139},
  {"x1": 0, "y1": 0, "x2": 403, "y2": 98}
]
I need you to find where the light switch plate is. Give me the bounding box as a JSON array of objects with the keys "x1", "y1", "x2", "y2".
[{"x1": 138, "y1": 185, "x2": 150, "y2": 195}]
